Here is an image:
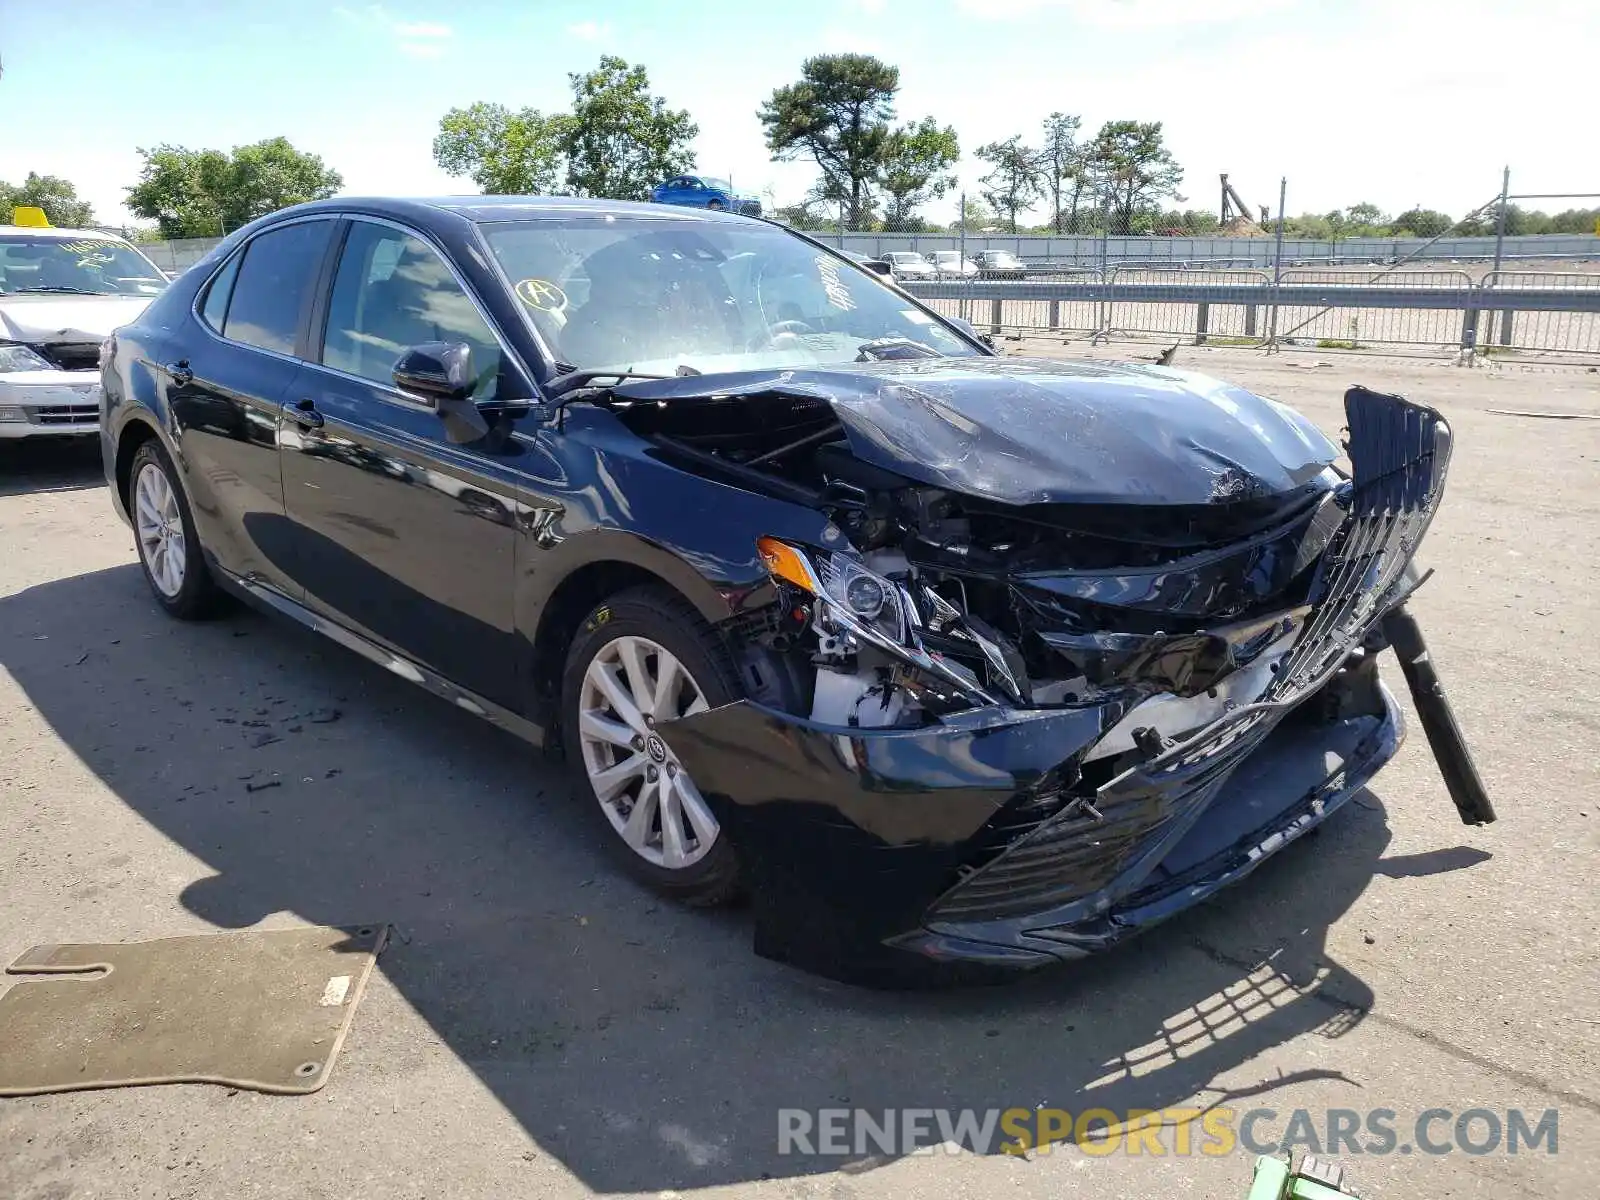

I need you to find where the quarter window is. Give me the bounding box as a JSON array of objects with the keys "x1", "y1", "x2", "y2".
[
  {"x1": 223, "y1": 220, "x2": 334, "y2": 355},
  {"x1": 321, "y1": 220, "x2": 504, "y2": 400},
  {"x1": 199, "y1": 250, "x2": 242, "y2": 332}
]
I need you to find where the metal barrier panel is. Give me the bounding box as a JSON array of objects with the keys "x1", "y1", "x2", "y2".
[
  {"x1": 1105, "y1": 267, "x2": 1272, "y2": 343},
  {"x1": 915, "y1": 271, "x2": 1105, "y2": 336},
  {"x1": 1480, "y1": 271, "x2": 1600, "y2": 354},
  {"x1": 1274, "y1": 269, "x2": 1476, "y2": 350},
  {"x1": 904, "y1": 276, "x2": 1600, "y2": 359}
]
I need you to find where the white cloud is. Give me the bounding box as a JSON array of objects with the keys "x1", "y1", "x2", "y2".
[
  {"x1": 566, "y1": 20, "x2": 614, "y2": 41},
  {"x1": 955, "y1": 0, "x2": 1292, "y2": 27},
  {"x1": 335, "y1": 4, "x2": 453, "y2": 55},
  {"x1": 393, "y1": 19, "x2": 450, "y2": 37}
]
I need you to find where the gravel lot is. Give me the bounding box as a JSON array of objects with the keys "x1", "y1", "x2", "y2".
[{"x1": 1, "y1": 346, "x2": 1597, "y2": 1200}]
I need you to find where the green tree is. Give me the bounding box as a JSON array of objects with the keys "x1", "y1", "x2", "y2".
[
  {"x1": 1039, "y1": 112, "x2": 1083, "y2": 234},
  {"x1": 975, "y1": 136, "x2": 1043, "y2": 233},
  {"x1": 434, "y1": 102, "x2": 567, "y2": 194},
  {"x1": 561, "y1": 56, "x2": 698, "y2": 200},
  {"x1": 0, "y1": 173, "x2": 95, "y2": 227},
  {"x1": 877, "y1": 117, "x2": 959, "y2": 231},
  {"x1": 760, "y1": 53, "x2": 899, "y2": 230},
  {"x1": 1392, "y1": 207, "x2": 1453, "y2": 237},
  {"x1": 126, "y1": 139, "x2": 342, "y2": 238},
  {"x1": 1343, "y1": 202, "x2": 1389, "y2": 236},
  {"x1": 1084, "y1": 120, "x2": 1182, "y2": 234},
  {"x1": 949, "y1": 194, "x2": 994, "y2": 233}
]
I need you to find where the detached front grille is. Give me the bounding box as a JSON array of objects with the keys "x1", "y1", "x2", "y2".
[
  {"x1": 34, "y1": 342, "x2": 102, "y2": 372},
  {"x1": 35, "y1": 404, "x2": 98, "y2": 425},
  {"x1": 929, "y1": 707, "x2": 1275, "y2": 921},
  {"x1": 927, "y1": 387, "x2": 1451, "y2": 926},
  {"x1": 1264, "y1": 386, "x2": 1450, "y2": 702}
]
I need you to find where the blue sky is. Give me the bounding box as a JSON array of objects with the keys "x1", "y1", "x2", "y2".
[{"x1": 2, "y1": 0, "x2": 1593, "y2": 228}]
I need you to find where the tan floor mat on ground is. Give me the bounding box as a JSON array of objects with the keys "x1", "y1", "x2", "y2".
[{"x1": 0, "y1": 925, "x2": 386, "y2": 1096}]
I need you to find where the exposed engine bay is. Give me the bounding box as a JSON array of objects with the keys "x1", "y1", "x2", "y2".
[{"x1": 605, "y1": 380, "x2": 1355, "y2": 771}]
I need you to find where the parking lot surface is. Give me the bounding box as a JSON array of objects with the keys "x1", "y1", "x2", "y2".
[{"x1": 1, "y1": 346, "x2": 1596, "y2": 1199}]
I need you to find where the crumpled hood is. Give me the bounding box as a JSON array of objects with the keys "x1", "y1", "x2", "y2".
[
  {"x1": 0, "y1": 294, "x2": 154, "y2": 346},
  {"x1": 614, "y1": 356, "x2": 1340, "y2": 506}
]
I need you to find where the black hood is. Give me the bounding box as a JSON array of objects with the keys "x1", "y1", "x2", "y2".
[{"x1": 611, "y1": 357, "x2": 1339, "y2": 506}]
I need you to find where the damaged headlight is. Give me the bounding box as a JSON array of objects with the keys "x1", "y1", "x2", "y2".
[
  {"x1": 0, "y1": 342, "x2": 54, "y2": 373},
  {"x1": 757, "y1": 536, "x2": 998, "y2": 705}
]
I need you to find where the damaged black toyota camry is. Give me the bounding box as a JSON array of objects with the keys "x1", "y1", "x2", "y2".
[{"x1": 100, "y1": 197, "x2": 1494, "y2": 985}]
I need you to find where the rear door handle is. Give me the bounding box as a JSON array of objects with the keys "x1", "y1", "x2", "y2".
[
  {"x1": 292, "y1": 398, "x2": 324, "y2": 429},
  {"x1": 165, "y1": 360, "x2": 192, "y2": 386}
]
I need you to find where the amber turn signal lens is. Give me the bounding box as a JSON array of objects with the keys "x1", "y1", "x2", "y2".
[{"x1": 757, "y1": 537, "x2": 817, "y2": 592}]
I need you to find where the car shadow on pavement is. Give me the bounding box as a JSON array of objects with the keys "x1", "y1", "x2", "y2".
[
  {"x1": 0, "y1": 439, "x2": 104, "y2": 497},
  {"x1": 0, "y1": 563, "x2": 1442, "y2": 1191}
]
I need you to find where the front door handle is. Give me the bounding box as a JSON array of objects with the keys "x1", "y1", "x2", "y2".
[
  {"x1": 165, "y1": 360, "x2": 193, "y2": 386},
  {"x1": 292, "y1": 398, "x2": 324, "y2": 429}
]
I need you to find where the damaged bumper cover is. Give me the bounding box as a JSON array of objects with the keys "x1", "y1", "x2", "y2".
[{"x1": 664, "y1": 387, "x2": 1495, "y2": 984}]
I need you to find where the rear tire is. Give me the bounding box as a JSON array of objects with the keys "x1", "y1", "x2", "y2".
[
  {"x1": 127, "y1": 439, "x2": 229, "y2": 620},
  {"x1": 560, "y1": 585, "x2": 745, "y2": 907}
]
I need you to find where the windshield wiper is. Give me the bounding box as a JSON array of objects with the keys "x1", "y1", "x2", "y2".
[
  {"x1": 12, "y1": 286, "x2": 106, "y2": 295},
  {"x1": 545, "y1": 367, "x2": 670, "y2": 401}
]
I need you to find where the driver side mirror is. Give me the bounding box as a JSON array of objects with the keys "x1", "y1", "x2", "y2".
[
  {"x1": 860, "y1": 258, "x2": 893, "y2": 277},
  {"x1": 393, "y1": 341, "x2": 475, "y2": 404},
  {"x1": 393, "y1": 341, "x2": 490, "y2": 444}
]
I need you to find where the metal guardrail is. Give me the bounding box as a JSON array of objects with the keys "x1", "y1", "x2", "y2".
[{"x1": 905, "y1": 275, "x2": 1600, "y2": 358}]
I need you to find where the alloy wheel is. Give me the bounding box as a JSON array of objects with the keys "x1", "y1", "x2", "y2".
[
  {"x1": 134, "y1": 462, "x2": 187, "y2": 598},
  {"x1": 577, "y1": 635, "x2": 719, "y2": 869}
]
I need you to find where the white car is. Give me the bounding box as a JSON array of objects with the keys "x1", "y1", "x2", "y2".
[
  {"x1": 930, "y1": 250, "x2": 979, "y2": 278},
  {"x1": 0, "y1": 224, "x2": 167, "y2": 441},
  {"x1": 883, "y1": 252, "x2": 935, "y2": 280}
]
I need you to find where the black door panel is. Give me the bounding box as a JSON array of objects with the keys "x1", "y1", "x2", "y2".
[
  {"x1": 161, "y1": 218, "x2": 338, "y2": 599},
  {"x1": 277, "y1": 371, "x2": 520, "y2": 706}
]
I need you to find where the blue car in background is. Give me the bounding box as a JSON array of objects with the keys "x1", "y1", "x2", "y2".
[{"x1": 650, "y1": 174, "x2": 762, "y2": 216}]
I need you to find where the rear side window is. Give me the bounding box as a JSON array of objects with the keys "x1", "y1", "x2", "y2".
[
  {"x1": 199, "y1": 251, "x2": 242, "y2": 331},
  {"x1": 223, "y1": 220, "x2": 334, "y2": 355}
]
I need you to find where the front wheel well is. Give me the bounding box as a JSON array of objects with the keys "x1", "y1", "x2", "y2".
[{"x1": 530, "y1": 561, "x2": 679, "y2": 732}]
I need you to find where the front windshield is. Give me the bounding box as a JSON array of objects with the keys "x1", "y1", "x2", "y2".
[
  {"x1": 701, "y1": 178, "x2": 732, "y2": 192},
  {"x1": 481, "y1": 217, "x2": 981, "y2": 376},
  {"x1": 0, "y1": 235, "x2": 167, "y2": 296}
]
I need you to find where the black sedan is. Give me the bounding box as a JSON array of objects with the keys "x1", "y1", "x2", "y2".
[{"x1": 99, "y1": 196, "x2": 1494, "y2": 985}]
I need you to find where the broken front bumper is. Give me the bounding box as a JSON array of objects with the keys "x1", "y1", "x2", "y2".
[
  {"x1": 665, "y1": 386, "x2": 1494, "y2": 986},
  {"x1": 669, "y1": 650, "x2": 1406, "y2": 983}
]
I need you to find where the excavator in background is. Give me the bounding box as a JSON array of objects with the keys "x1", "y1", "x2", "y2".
[{"x1": 1220, "y1": 173, "x2": 1271, "y2": 235}]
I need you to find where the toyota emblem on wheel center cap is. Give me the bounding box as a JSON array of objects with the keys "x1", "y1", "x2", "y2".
[{"x1": 645, "y1": 735, "x2": 668, "y2": 763}]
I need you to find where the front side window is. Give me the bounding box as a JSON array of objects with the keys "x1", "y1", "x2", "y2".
[
  {"x1": 0, "y1": 235, "x2": 167, "y2": 297},
  {"x1": 223, "y1": 220, "x2": 334, "y2": 355},
  {"x1": 481, "y1": 216, "x2": 981, "y2": 376},
  {"x1": 321, "y1": 220, "x2": 503, "y2": 400}
]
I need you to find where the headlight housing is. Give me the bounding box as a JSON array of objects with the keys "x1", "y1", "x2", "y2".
[
  {"x1": 757, "y1": 536, "x2": 1005, "y2": 706},
  {"x1": 0, "y1": 342, "x2": 54, "y2": 373}
]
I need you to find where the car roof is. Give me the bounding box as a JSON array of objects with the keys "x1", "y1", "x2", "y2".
[
  {"x1": 0, "y1": 225, "x2": 136, "y2": 243},
  {"x1": 272, "y1": 194, "x2": 762, "y2": 231}
]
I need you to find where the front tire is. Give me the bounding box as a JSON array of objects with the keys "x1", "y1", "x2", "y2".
[
  {"x1": 128, "y1": 440, "x2": 228, "y2": 620},
  {"x1": 707, "y1": 199, "x2": 725, "y2": 211},
  {"x1": 560, "y1": 586, "x2": 744, "y2": 906}
]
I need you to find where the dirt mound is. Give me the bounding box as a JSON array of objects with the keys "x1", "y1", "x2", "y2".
[{"x1": 1220, "y1": 215, "x2": 1267, "y2": 237}]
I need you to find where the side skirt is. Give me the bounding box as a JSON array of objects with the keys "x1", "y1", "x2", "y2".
[{"x1": 214, "y1": 565, "x2": 548, "y2": 750}]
